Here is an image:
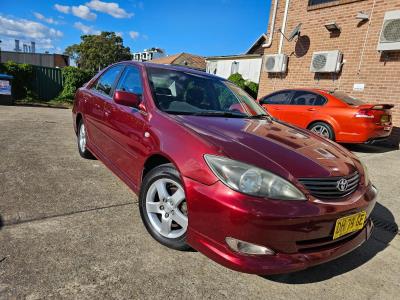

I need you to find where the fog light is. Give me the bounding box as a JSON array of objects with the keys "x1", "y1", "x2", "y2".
[{"x1": 226, "y1": 237, "x2": 275, "y2": 255}]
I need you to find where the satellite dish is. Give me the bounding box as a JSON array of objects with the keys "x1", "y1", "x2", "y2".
[{"x1": 287, "y1": 23, "x2": 302, "y2": 41}]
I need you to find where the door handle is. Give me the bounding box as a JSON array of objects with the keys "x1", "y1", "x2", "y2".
[{"x1": 307, "y1": 108, "x2": 316, "y2": 111}]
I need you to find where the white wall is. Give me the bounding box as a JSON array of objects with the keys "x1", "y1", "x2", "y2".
[{"x1": 206, "y1": 57, "x2": 262, "y2": 83}]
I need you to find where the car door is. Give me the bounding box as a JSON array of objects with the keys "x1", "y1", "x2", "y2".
[
  {"x1": 102, "y1": 65, "x2": 147, "y2": 188},
  {"x1": 259, "y1": 90, "x2": 293, "y2": 120},
  {"x1": 85, "y1": 65, "x2": 124, "y2": 151},
  {"x1": 287, "y1": 91, "x2": 327, "y2": 128}
]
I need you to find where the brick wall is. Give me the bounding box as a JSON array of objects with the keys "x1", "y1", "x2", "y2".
[{"x1": 258, "y1": 0, "x2": 400, "y2": 126}]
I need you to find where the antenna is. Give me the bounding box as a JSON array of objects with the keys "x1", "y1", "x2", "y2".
[{"x1": 279, "y1": 23, "x2": 302, "y2": 42}]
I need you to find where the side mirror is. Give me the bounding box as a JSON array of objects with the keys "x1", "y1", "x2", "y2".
[{"x1": 114, "y1": 90, "x2": 141, "y2": 107}]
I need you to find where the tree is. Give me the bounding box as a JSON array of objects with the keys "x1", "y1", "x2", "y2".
[{"x1": 64, "y1": 32, "x2": 132, "y2": 71}]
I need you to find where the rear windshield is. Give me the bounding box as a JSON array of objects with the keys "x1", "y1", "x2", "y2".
[{"x1": 331, "y1": 91, "x2": 365, "y2": 106}]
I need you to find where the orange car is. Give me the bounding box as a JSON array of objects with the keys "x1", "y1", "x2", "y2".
[{"x1": 259, "y1": 89, "x2": 393, "y2": 144}]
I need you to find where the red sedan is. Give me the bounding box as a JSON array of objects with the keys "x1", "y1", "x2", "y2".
[
  {"x1": 73, "y1": 62, "x2": 376, "y2": 274},
  {"x1": 259, "y1": 89, "x2": 393, "y2": 143}
]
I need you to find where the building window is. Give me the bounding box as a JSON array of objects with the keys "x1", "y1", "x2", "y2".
[
  {"x1": 231, "y1": 61, "x2": 239, "y2": 74},
  {"x1": 308, "y1": 0, "x2": 336, "y2": 5}
]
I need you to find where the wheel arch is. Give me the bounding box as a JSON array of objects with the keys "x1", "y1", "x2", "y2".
[{"x1": 141, "y1": 153, "x2": 177, "y2": 182}]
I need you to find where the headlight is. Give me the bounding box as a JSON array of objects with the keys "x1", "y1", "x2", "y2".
[
  {"x1": 204, "y1": 155, "x2": 306, "y2": 200},
  {"x1": 360, "y1": 160, "x2": 370, "y2": 186}
]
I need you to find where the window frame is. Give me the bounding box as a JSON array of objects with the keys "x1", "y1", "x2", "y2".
[{"x1": 308, "y1": 0, "x2": 365, "y2": 10}]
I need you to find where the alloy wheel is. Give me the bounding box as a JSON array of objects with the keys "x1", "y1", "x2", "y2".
[
  {"x1": 311, "y1": 125, "x2": 330, "y2": 139},
  {"x1": 79, "y1": 123, "x2": 87, "y2": 153},
  {"x1": 145, "y1": 178, "x2": 188, "y2": 239}
]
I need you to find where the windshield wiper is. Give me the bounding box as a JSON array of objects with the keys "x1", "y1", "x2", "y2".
[
  {"x1": 191, "y1": 111, "x2": 247, "y2": 118},
  {"x1": 246, "y1": 114, "x2": 274, "y2": 121}
]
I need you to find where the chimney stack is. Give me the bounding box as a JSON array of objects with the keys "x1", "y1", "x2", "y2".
[{"x1": 31, "y1": 41, "x2": 36, "y2": 53}]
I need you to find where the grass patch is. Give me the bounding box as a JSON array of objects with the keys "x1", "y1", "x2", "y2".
[{"x1": 15, "y1": 97, "x2": 73, "y2": 109}]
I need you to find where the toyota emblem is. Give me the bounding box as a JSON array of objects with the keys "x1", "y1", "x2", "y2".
[{"x1": 337, "y1": 178, "x2": 349, "y2": 192}]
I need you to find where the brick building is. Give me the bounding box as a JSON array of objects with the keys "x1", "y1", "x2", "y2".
[{"x1": 258, "y1": 0, "x2": 400, "y2": 126}]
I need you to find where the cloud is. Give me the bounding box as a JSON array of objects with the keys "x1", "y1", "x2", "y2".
[
  {"x1": 129, "y1": 31, "x2": 139, "y2": 39},
  {"x1": 0, "y1": 15, "x2": 63, "y2": 39},
  {"x1": 86, "y1": 0, "x2": 134, "y2": 18},
  {"x1": 54, "y1": 4, "x2": 97, "y2": 21},
  {"x1": 115, "y1": 31, "x2": 123, "y2": 37},
  {"x1": 0, "y1": 16, "x2": 63, "y2": 51},
  {"x1": 72, "y1": 5, "x2": 97, "y2": 21},
  {"x1": 54, "y1": 4, "x2": 70, "y2": 14},
  {"x1": 33, "y1": 12, "x2": 59, "y2": 25},
  {"x1": 74, "y1": 22, "x2": 100, "y2": 35}
]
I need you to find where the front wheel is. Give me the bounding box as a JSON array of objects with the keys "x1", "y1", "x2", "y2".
[
  {"x1": 139, "y1": 164, "x2": 190, "y2": 251},
  {"x1": 309, "y1": 122, "x2": 335, "y2": 141}
]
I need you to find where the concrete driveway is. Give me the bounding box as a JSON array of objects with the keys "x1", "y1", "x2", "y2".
[{"x1": 0, "y1": 106, "x2": 399, "y2": 299}]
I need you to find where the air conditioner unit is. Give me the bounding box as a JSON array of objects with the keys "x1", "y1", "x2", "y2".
[
  {"x1": 310, "y1": 50, "x2": 343, "y2": 73},
  {"x1": 263, "y1": 54, "x2": 288, "y2": 73},
  {"x1": 377, "y1": 10, "x2": 400, "y2": 51}
]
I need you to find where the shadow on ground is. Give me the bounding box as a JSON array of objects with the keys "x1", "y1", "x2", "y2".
[
  {"x1": 263, "y1": 202, "x2": 397, "y2": 284},
  {"x1": 0, "y1": 215, "x2": 3, "y2": 229}
]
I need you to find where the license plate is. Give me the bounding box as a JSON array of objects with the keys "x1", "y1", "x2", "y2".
[
  {"x1": 384, "y1": 126, "x2": 391, "y2": 131},
  {"x1": 333, "y1": 211, "x2": 366, "y2": 240}
]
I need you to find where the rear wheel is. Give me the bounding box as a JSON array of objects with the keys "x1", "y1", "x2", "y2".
[
  {"x1": 308, "y1": 122, "x2": 335, "y2": 141},
  {"x1": 77, "y1": 119, "x2": 95, "y2": 159},
  {"x1": 139, "y1": 164, "x2": 190, "y2": 251}
]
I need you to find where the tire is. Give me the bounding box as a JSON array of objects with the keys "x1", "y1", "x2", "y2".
[
  {"x1": 308, "y1": 122, "x2": 335, "y2": 141},
  {"x1": 77, "y1": 119, "x2": 95, "y2": 159},
  {"x1": 139, "y1": 163, "x2": 190, "y2": 251}
]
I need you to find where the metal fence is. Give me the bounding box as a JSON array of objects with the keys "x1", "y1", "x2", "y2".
[{"x1": 32, "y1": 66, "x2": 63, "y2": 100}]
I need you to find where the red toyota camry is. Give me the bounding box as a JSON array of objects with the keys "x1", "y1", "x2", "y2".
[
  {"x1": 73, "y1": 62, "x2": 377, "y2": 275},
  {"x1": 259, "y1": 89, "x2": 393, "y2": 144}
]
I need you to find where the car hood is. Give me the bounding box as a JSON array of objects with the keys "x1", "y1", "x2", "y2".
[{"x1": 171, "y1": 115, "x2": 358, "y2": 179}]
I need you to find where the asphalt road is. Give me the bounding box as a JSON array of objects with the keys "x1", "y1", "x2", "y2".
[{"x1": 0, "y1": 106, "x2": 399, "y2": 299}]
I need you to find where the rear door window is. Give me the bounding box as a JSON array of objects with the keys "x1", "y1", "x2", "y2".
[
  {"x1": 260, "y1": 91, "x2": 293, "y2": 105},
  {"x1": 291, "y1": 91, "x2": 326, "y2": 106}
]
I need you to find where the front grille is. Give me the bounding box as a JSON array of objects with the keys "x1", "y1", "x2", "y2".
[{"x1": 299, "y1": 172, "x2": 360, "y2": 199}]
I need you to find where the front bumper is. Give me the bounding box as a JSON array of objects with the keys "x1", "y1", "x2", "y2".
[{"x1": 184, "y1": 177, "x2": 377, "y2": 275}]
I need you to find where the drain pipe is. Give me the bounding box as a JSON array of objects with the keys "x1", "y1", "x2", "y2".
[
  {"x1": 278, "y1": 0, "x2": 291, "y2": 54},
  {"x1": 262, "y1": 0, "x2": 279, "y2": 48}
]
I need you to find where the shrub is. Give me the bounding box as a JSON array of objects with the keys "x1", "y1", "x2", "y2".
[
  {"x1": 57, "y1": 66, "x2": 94, "y2": 101},
  {"x1": 228, "y1": 73, "x2": 259, "y2": 99},
  {"x1": 0, "y1": 61, "x2": 34, "y2": 99},
  {"x1": 228, "y1": 73, "x2": 246, "y2": 90},
  {"x1": 244, "y1": 81, "x2": 259, "y2": 99}
]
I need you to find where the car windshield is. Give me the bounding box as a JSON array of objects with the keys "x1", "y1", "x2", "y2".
[
  {"x1": 331, "y1": 91, "x2": 365, "y2": 106},
  {"x1": 146, "y1": 67, "x2": 268, "y2": 118}
]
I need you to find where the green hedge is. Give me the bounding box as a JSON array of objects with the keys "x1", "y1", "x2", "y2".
[
  {"x1": 57, "y1": 66, "x2": 94, "y2": 101},
  {"x1": 228, "y1": 73, "x2": 259, "y2": 99},
  {"x1": 0, "y1": 61, "x2": 34, "y2": 99}
]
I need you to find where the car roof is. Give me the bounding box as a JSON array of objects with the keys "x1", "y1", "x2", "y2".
[
  {"x1": 265, "y1": 88, "x2": 333, "y2": 97},
  {"x1": 117, "y1": 60, "x2": 225, "y2": 81}
]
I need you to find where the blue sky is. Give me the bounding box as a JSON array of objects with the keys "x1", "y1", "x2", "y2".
[{"x1": 0, "y1": 0, "x2": 270, "y2": 57}]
